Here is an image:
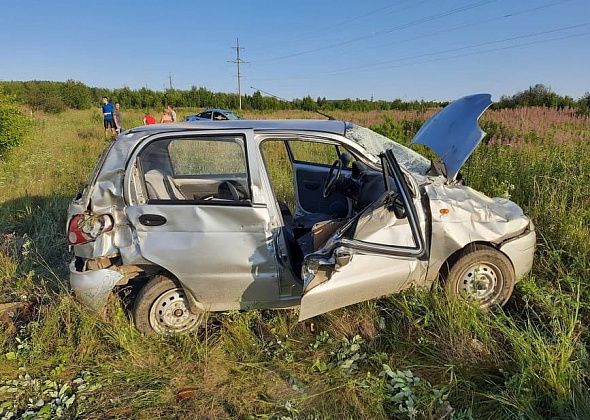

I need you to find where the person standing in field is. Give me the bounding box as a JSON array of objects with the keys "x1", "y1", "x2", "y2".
[
  {"x1": 143, "y1": 112, "x2": 156, "y2": 125},
  {"x1": 167, "y1": 105, "x2": 177, "y2": 122},
  {"x1": 101, "y1": 97, "x2": 116, "y2": 135},
  {"x1": 113, "y1": 102, "x2": 123, "y2": 134},
  {"x1": 160, "y1": 108, "x2": 173, "y2": 123}
]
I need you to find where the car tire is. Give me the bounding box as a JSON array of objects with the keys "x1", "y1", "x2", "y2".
[
  {"x1": 444, "y1": 245, "x2": 515, "y2": 307},
  {"x1": 133, "y1": 275, "x2": 204, "y2": 335}
]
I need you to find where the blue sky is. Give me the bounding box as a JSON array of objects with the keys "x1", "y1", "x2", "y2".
[{"x1": 1, "y1": 0, "x2": 588, "y2": 100}]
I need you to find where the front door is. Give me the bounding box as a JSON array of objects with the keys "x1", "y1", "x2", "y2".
[
  {"x1": 299, "y1": 150, "x2": 428, "y2": 320},
  {"x1": 124, "y1": 130, "x2": 280, "y2": 311}
]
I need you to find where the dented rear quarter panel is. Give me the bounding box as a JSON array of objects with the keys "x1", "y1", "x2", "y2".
[{"x1": 68, "y1": 132, "x2": 148, "y2": 260}]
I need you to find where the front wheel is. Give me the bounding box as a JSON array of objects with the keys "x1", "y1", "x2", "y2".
[
  {"x1": 444, "y1": 246, "x2": 515, "y2": 307},
  {"x1": 133, "y1": 275, "x2": 204, "y2": 335}
]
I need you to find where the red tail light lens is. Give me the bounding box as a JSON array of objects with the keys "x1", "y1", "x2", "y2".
[{"x1": 67, "y1": 213, "x2": 114, "y2": 245}]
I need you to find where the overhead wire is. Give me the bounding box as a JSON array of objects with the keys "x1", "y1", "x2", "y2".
[
  {"x1": 321, "y1": 22, "x2": 590, "y2": 76},
  {"x1": 251, "y1": 0, "x2": 500, "y2": 63},
  {"x1": 247, "y1": 24, "x2": 589, "y2": 82},
  {"x1": 244, "y1": 0, "x2": 427, "y2": 55},
  {"x1": 341, "y1": 0, "x2": 573, "y2": 56}
]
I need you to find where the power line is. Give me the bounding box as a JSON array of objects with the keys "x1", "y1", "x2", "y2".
[
  {"x1": 252, "y1": 0, "x2": 499, "y2": 63},
  {"x1": 248, "y1": 22, "x2": 588, "y2": 82},
  {"x1": 323, "y1": 22, "x2": 590, "y2": 76},
  {"x1": 246, "y1": 0, "x2": 427, "y2": 55},
  {"x1": 329, "y1": 0, "x2": 572, "y2": 59},
  {"x1": 248, "y1": 0, "x2": 569, "y2": 68},
  {"x1": 249, "y1": 86, "x2": 287, "y2": 101},
  {"x1": 252, "y1": 31, "x2": 590, "y2": 81},
  {"x1": 292, "y1": 0, "x2": 429, "y2": 44},
  {"x1": 380, "y1": 31, "x2": 590, "y2": 73},
  {"x1": 228, "y1": 38, "x2": 247, "y2": 110}
]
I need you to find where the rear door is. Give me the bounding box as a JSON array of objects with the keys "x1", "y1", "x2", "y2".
[
  {"x1": 124, "y1": 129, "x2": 280, "y2": 311},
  {"x1": 287, "y1": 139, "x2": 350, "y2": 218},
  {"x1": 298, "y1": 150, "x2": 428, "y2": 320}
]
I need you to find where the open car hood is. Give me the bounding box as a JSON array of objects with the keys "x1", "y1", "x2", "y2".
[{"x1": 411, "y1": 93, "x2": 492, "y2": 181}]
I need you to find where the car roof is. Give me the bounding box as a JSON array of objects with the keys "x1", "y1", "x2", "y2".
[
  {"x1": 204, "y1": 108, "x2": 234, "y2": 113},
  {"x1": 126, "y1": 119, "x2": 347, "y2": 135}
]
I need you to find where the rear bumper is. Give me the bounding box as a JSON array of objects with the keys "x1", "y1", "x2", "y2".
[
  {"x1": 499, "y1": 228, "x2": 536, "y2": 280},
  {"x1": 69, "y1": 260, "x2": 124, "y2": 312}
]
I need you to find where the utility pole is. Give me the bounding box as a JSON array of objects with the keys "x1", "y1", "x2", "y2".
[{"x1": 228, "y1": 38, "x2": 247, "y2": 110}]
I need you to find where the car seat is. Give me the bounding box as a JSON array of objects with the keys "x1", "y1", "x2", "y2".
[{"x1": 144, "y1": 170, "x2": 186, "y2": 200}]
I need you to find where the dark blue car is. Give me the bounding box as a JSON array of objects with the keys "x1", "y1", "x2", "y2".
[{"x1": 185, "y1": 108, "x2": 241, "y2": 122}]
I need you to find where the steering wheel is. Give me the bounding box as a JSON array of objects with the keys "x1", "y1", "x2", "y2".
[{"x1": 323, "y1": 159, "x2": 343, "y2": 198}]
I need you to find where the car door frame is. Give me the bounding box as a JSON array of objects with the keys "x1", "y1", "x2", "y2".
[
  {"x1": 285, "y1": 136, "x2": 352, "y2": 219},
  {"x1": 122, "y1": 128, "x2": 288, "y2": 312},
  {"x1": 298, "y1": 148, "x2": 430, "y2": 320}
]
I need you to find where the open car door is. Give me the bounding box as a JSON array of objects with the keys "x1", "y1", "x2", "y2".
[{"x1": 298, "y1": 150, "x2": 428, "y2": 320}]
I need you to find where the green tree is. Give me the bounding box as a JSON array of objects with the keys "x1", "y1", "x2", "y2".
[{"x1": 0, "y1": 91, "x2": 31, "y2": 157}]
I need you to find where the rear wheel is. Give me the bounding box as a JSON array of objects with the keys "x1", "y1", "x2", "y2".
[
  {"x1": 444, "y1": 246, "x2": 515, "y2": 307},
  {"x1": 133, "y1": 275, "x2": 204, "y2": 335}
]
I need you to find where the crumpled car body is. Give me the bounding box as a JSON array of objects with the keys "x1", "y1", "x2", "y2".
[{"x1": 67, "y1": 94, "x2": 536, "y2": 327}]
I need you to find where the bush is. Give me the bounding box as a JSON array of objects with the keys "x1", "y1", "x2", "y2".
[
  {"x1": 0, "y1": 93, "x2": 31, "y2": 157},
  {"x1": 24, "y1": 87, "x2": 66, "y2": 113}
]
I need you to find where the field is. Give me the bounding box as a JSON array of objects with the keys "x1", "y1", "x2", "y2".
[{"x1": 0, "y1": 106, "x2": 589, "y2": 419}]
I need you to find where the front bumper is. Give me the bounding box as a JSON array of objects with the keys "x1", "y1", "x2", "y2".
[
  {"x1": 499, "y1": 228, "x2": 536, "y2": 280},
  {"x1": 69, "y1": 260, "x2": 124, "y2": 312}
]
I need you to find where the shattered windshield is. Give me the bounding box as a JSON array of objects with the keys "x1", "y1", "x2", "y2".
[{"x1": 345, "y1": 123, "x2": 431, "y2": 174}]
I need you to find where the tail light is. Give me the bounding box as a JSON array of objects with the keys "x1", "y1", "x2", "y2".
[{"x1": 68, "y1": 213, "x2": 114, "y2": 245}]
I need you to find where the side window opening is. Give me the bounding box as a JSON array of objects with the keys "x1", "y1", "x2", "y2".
[
  {"x1": 213, "y1": 111, "x2": 228, "y2": 120},
  {"x1": 137, "y1": 136, "x2": 251, "y2": 204},
  {"x1": 260, "y1": 140, "x2": 296, "y2": 214},
  {"x1": 288, "y1": 140, "x2": 339, "y2": 166}
]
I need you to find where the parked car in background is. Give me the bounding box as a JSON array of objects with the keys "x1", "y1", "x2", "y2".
[
  {"x1": 185, "y1": 108, "x2": 241, "y2": 122},
  {"x1": 67, "y1": 94, "x2": 535, "y2": 335}
]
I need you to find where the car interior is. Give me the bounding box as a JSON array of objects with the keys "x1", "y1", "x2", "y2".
[
  {"x1": 260, "y1": 139, "x2": 390, "y2": 280},
  {"x1": 138, "y1": 138, "x2": 251, "y2": 203}
]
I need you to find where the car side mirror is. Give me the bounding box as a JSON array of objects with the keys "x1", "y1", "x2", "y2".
[
  {"x1": 340, "y1": 152, "x2": 352, "y2": 168},
  {"x1": 334, "y1": 247, "x2": 352, "y2": 268},
  {"x1": 387, "y1": 192, "x2": 407, "y2": 219}
]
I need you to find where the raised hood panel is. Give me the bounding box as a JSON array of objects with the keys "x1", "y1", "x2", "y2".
[{"x1": 411, "y1": 93, "x2": 492, "y2": 181}]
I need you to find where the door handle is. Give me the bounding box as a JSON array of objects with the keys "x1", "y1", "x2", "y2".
[{"x1": 139, "y1": 214, "x2": 167, "y2": 226}]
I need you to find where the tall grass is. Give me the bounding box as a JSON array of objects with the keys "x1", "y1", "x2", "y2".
[{"x1": 0, "y1": 108, "x2": 588, "y2": 418}]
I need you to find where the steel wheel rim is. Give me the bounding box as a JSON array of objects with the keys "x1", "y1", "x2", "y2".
[
  {"x1": 458, "y1": 262, "x2": 503, "y2": 305},
  {"x1": 149, "y1": 288, "x2": 201, "y2": 334}
]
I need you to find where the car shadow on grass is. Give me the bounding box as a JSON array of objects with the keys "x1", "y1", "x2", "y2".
[{"x1": 0, "y1": 194, "x2": 72, "y2": 297}]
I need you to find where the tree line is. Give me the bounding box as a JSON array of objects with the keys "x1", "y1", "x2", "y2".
[
  {"x1": 0, "y1": 80, "x2": 442, "y2": 113},
  {"x1": 1, "y1": 80, "x2": 588, "y2": 115}
]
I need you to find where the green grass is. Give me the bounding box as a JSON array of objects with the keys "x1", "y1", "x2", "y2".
[{"x1": 0, "y1": 108, "x2": 589, "y2": 418}]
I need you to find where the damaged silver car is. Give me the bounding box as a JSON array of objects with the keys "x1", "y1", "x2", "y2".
[{"x1": 67, "y1": 94, "x2": 536, "y2": 334}]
